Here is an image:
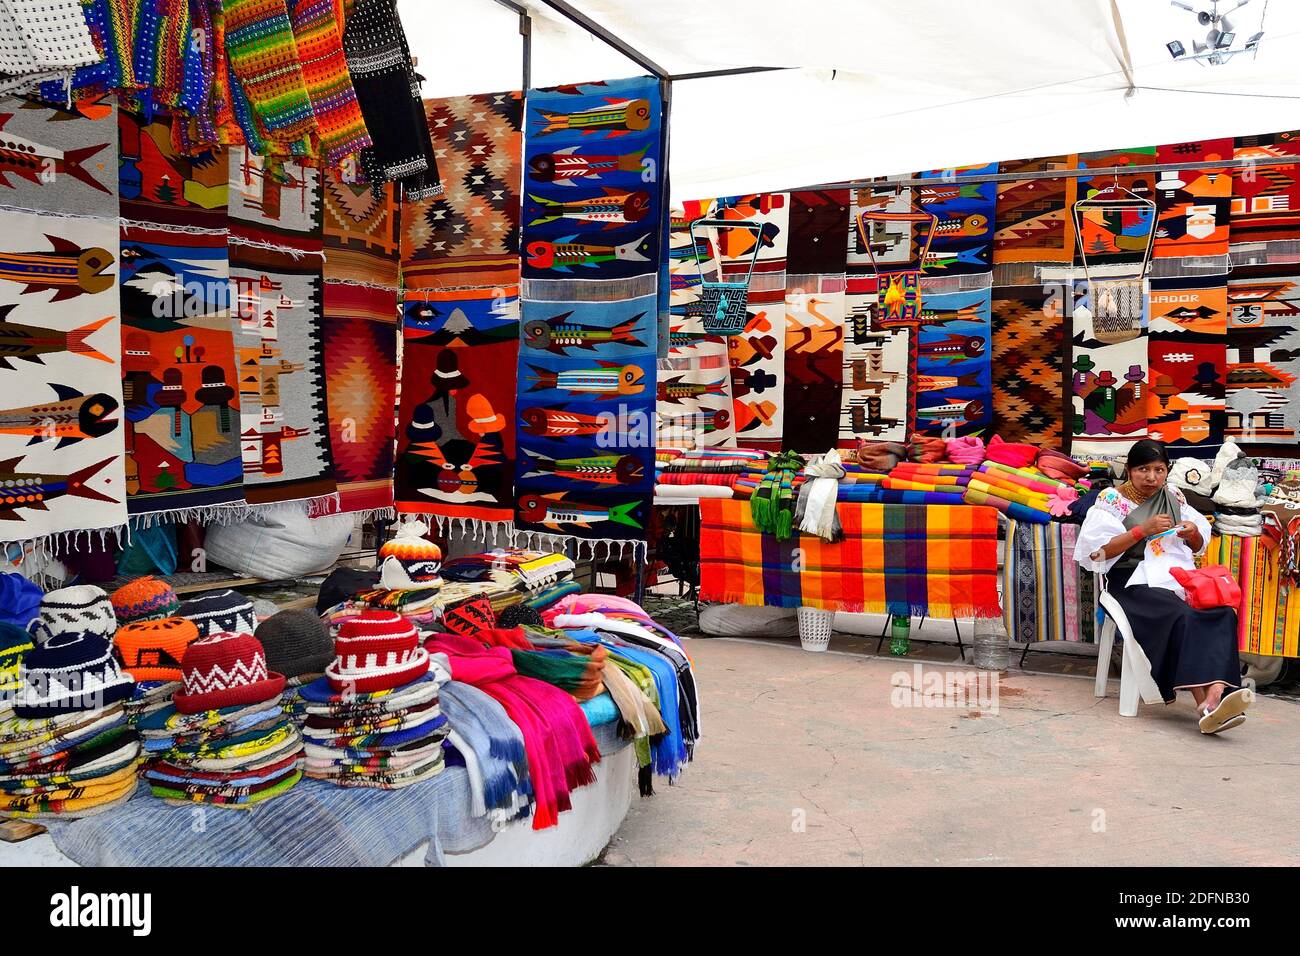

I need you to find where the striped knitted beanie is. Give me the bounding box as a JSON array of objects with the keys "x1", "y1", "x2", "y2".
[
  {"x1": 33, "y1": 586, "x2": 116, "y2": 644},
  {"x1": 326, "y1": 611, "x2": 429, "y2": 694},
  {"x1": 113, "y1": 617, "x2": 201, "y2": 682},
  {"x1": 14, "y1": 632, "x2": 136, "y2": 718},
  {"x1": 111, "y1": 576, "x2": 181, "y2": 625},
  {"x1": 180, "y1": 590, "x2": 256, "y2": 637}
]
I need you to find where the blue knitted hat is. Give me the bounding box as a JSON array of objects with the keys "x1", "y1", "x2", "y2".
[{"x1": 15, "y1": 631, "x2": 135, "y2": 718}]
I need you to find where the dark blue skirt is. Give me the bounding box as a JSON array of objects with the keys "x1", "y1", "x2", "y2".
[{"x1": 1110, "y1": 572, "x2": 1242, "y2": 702}]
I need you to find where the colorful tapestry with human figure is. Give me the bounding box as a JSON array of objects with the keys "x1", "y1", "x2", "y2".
[
  {"x1": 514, "y1": 76, "x2": 662, "y2": 552},
  {"x1": 397, "y1": 89, "x2": 523, "y2": 529},
  {"x1": 1069, "y1": 278, "x2": 1149, "y2": 456},
  {"x1": 1226, "y1": 267, "x2": 1300, "y2": 446},
  {"x1": 1153, "y1": 139, "x2": 1233, "y2": 261},
  {"x1": 396, "y1": 288, "x2": 518, "y2": 525},
  {"x1": 119, "y1": 225, "x2": 242, "y2": 515}
]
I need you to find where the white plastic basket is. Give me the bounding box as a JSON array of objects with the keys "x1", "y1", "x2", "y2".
[{"x1": 796, "y1": 607, "x2": 835, "y2": 652}]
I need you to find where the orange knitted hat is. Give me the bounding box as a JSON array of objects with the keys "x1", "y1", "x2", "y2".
[{"x1": 113, "y1": 617, "x2": 201, "y2": 682}]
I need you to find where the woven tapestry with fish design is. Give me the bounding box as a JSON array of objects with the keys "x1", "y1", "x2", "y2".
[{"x1": 514, "y1": 76, "x2": 662, "y2": 552}]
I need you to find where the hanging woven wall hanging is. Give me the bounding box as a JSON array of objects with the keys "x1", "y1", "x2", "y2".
[
  {"x1": 514, "y1": 76, "x2": 663, "y2": 555},
  {"x1": 396, "y1": 90, "x2": 523, "y2": 533},
  {"x1": 656, "y1": 201, "x2": 737, "y2": 452}
]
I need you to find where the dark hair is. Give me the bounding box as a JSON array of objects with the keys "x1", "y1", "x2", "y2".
[{"x1": 1126, "y1": 438, "x2": 1170, "y2": 471}]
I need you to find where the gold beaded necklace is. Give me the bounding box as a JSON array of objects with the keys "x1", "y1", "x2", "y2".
[{"x1": 1119, "y1": 480, "x2": 1155, "y2": 505}]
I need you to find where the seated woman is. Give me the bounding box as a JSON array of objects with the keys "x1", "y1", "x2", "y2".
[{"x1": 1075, "y1": 439, "x2": 1250, "y2": 734}]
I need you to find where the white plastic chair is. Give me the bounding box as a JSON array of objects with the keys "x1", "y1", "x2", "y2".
[{"x1": 1093, "y1": 576, "x2": 1163, "y2": 717}]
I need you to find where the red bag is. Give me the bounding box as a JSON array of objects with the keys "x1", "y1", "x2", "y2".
[{"x1": 1169, "y1": 565, "x2": 1241, "y2": 610}]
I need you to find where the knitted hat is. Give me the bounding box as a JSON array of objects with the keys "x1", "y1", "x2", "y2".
[
  {"x1": 110, "y1": 576, "x2": 180, "y2": 625},
  {"x1": 14, "y1": 632, "x2": 136, "y2": 718},
  {"x1": 255, "y1": 610, "x2": 333, "y2": 680},
  {"x1": 378, "y1": 520, "x2": 443, "y2": 589},
  {"x1": 33, "y1": 586, "x2": 115, "y2": 643},
  {"x1": 180, "y1": 590, "x2": 256, "y2": 637},
  {"x1": 173, "y1": 632, "x2": 286, "y2": 715},
  {"x1": 441, "y1": 596, "x2": 496, "y2": 639},
  {"x1": 326, "y1": 611, "x2": 429, "y2": 694},
  {"x1": 0, "y1": 621, "x2": 34, "y2": 696},
  {"x1": 0, "y1": 572, "x2": 42, "y2": 630},
  {"x1": 113, "y1": 617, "x2": 201, "y2": 682},
  {"x1": 1214, "y1": 458, "x2": 1261, "y2": 509}
]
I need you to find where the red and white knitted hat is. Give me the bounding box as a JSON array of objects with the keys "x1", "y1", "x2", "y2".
[
  {"x1": 172, "y1": 632, "x2": 286, "y2": 715},
  {"x1": 326, "y1": 611, "x2": 430, "y2": 694}
]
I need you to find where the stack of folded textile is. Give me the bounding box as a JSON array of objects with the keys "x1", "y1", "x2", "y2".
[
  {"x1": 140, "y1": 632, "x2": 302, "y2": 809},
  {"x1": 1214, "y1": 458, "x2": 1263, "y2": 536},
  {"x1": 655, "y1": 447, "x2": 769, "y2": 500},
  {"x1": 838, "y1": 462, "x2": 975, "y2": 505},
  {"x1": 179, "y1": 590, "x2": 257, "y2": 638},
  {"x1": 0, "y1": 632, "x2": 140, "y2": 819},
  {"x1": 300, "y1": 611, "x2": 449, "y2": 789},
  {"x1": 963, "y1": 461, "x2": 1076, "y2": 523},
  {"x1": 112, "y1": 617, "x2": 202, "y2": 725},
  {"x1": 0, "y1": 623, "x2": 33, "y2": 721}
]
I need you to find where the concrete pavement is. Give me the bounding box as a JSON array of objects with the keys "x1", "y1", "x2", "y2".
[{"x1": 602, "y1": 636, "x2": 1299, "y2": 866}]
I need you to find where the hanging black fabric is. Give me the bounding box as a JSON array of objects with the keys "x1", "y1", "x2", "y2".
[{"x1": 342, "y1": 0, "x2": 442, "y2": 197}]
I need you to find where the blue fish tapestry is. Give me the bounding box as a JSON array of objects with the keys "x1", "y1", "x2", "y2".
[{"x1": 515, "y1": 76, "x2": 663, "y2": 554}]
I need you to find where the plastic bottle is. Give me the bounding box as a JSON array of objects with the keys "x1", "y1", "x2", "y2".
[{"x1": 889, "y1": 614, "x2": 911, "y2": 656}]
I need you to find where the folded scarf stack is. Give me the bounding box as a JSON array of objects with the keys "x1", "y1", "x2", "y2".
[
  {"x1": 300, "y1": 611, "x2": 448, "y2": 789},
  {"x1": 836, "y1": 462, "x2": 974, "y2": 505},
  {"x1": 0, "y1": 632, "x2": 141, "y2": 819},
  {"x1": 142, "y1": 632, "x2": 301, "y2": 809},
  {"x1": 962, "y1": 461, "x2": 1075, "y2": 524},
  {"x1": 654, "y1": 447, "x2": 770, "y2": 499},
  {"x1": 547, "y1": 611, "x2": 698, "y2": 784},
  {"x1": 425, "y1": 631, "x2": 599, "y2": 830},
  {"x1": 751, "y1": 451, "x2": 807, "y2": 540}
]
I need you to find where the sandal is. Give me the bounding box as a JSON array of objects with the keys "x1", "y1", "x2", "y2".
[{"x1": 1198, "y1": 688, "x2": 1252, "y2": 734}]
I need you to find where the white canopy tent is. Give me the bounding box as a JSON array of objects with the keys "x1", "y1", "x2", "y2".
[{"x1": 401, "y1": 0, "x2": 1300, "y2": 201}]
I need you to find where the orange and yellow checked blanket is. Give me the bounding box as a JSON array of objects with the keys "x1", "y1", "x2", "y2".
[{"x1": 699, "y1": 500, "x2": 1002, "y2": 618}]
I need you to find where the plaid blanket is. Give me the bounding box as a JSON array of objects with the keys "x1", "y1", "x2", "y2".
[{"x1": 699, "y1": 500, "x2": 1002, "y2": 617}]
